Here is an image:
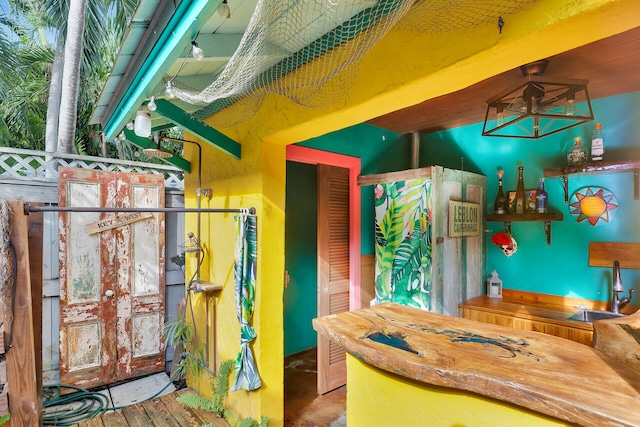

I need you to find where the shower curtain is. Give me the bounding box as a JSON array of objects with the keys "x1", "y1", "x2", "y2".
[
  {"x1": 374, "y1": 178, "x2": 432, "y2": 310},
  {"x1": 231, "y1": 213, "x2": 261, "y2": 391}
]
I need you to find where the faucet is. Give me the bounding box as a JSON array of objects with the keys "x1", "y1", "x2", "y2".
[{"x1": 611, "y1": 260, "x2": 634, "y2": 314}]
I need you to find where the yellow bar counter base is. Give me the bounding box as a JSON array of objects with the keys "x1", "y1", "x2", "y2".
[{"x1": 313, "y1": 303, "x2": 640, "y2": 427}]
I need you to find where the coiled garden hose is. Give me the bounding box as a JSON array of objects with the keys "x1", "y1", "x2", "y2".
[{"x1": 42, "y1": 369, "x2": 183, "y2": 426}]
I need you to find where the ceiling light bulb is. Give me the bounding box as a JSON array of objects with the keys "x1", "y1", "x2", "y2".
[
  {"x1": 218, "y1": 0, "x2": 231, "y2": 18},
  {"x1": 191, "y1": 41, "x2": 204, "y2": 61},
  {"x1": 134, "y1": 109, "x2": 151, "y2": 138},
  {"x1": 119, "y1": 131, "x2": 126, "y2": 141},
  {"x1": 147, "y1": 96, "x2": 157, "y2": 111},
  {"x1": 126, "y1": 121, "x2": 134, "y2": 130},
  {"x1": 165, "y1": 81, "x2": 176, "y2": 99}
]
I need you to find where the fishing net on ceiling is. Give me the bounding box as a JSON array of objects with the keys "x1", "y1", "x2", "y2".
[{"x1": 171, "y1": 0, "x2": 536, "y2": 127}]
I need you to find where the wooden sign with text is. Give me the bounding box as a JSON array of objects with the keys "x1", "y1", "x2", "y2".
[
  {"x1": 448, "y1": 201, "x2": 480, "y2": 237},
  {"x1": 85, "y1": 212, "x2": 153, "y2": 235}
]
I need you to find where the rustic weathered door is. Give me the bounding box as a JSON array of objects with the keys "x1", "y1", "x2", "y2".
[
  {"x1": 58, "y1": 168, "x2": 165, "y2": 388},
  {"x1": 316, "y1": 164, "x2": 349, "y2": 394}
]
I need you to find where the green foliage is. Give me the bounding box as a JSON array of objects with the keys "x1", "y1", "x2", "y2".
[
  {"x1": 163, "y1": 315, "x2": 206, "y2": 378},
  {"x1": 175, "y1": 358, "x2": 269, "y2": 427},
  {"x1": 0, "y1": 413, "x2": 9, "y2": 425}
]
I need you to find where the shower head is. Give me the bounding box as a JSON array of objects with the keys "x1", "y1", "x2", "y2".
[
  {"x1": 143, "y1": 142, "x2": 173, "y2": 158},
  {"x1": 143, "y1": 146, "x2": 173, "y2": 158}
]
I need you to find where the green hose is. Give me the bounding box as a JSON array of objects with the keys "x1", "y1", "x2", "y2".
[{"x1": 42, "y1": 370, "x2": 183, "y2": 426}]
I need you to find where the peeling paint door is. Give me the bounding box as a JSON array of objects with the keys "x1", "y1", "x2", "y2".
[
  {"x1": 317, "y1": 164, "x2": 349, "y2": 394},
  {"x1": 58, "y1": 168, "x2": 165, "y2": 388},
  {"x1": 114, "y1": 172, "x2": 166, "y2": 380}
]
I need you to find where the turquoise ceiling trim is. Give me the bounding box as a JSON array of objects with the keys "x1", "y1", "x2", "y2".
[
  {"x1": 103, "y1": 0, "x2": 223, "y2": 141},
  {"x1": 124, "y1": 129, "x2": 192, "y2": 172},
  {"x1": 154, "y1": 99, "x2": 241, "y2": 159}
]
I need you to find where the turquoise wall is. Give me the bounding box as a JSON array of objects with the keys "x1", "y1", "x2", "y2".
[
  {"x1": 429, "y1": 91, "x2": 640, "y2": 303},
  {"x1": 284, "y1": 162, "x2": 318, "y2": 356},
  {"x1": 296, "y1": 91, "x2": 640, "y2": 306}
]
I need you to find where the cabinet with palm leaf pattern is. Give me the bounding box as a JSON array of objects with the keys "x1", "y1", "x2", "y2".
[{"x1": 358, "y1": 166, "x2": 486, "y2": 316}]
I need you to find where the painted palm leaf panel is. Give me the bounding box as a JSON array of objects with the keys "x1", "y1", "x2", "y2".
[{"x1": 373, "y1": 178, "x2": 432, "y2": 310}]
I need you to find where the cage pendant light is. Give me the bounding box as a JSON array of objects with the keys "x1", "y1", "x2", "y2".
[{"x1": 482, "y1": 60, "x2": 594, "y2": 139}]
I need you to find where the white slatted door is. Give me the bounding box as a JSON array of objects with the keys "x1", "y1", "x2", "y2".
[{"x1": 317, "y1": 164, "x2": 349, "y2": 394}]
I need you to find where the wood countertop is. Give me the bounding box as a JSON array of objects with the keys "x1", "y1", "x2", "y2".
[
  {"x1": 313, "y1": 303, "x2": 640, "y2": 427},
  {"x1": 462, "y1": 295, "x2": 594, "y2": 330}
]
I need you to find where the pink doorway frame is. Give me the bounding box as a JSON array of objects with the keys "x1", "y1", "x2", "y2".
[{"x1": 286, "y1": 145, "x2": 362, "y2": 310}]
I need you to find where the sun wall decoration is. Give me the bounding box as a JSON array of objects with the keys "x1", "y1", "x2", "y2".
[{"x1": 569, "y1": 186, "x2": 618, "y2": 226}]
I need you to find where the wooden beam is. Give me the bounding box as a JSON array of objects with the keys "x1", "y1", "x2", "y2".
[
  {"x1": 4, "y1": 201, "x2": 41, "y2": 425},
  {"x1": 358, "y1": 167, "x2": 433, "y2": 186},
  {"x1": 154, "y1": 99, "x2": 241, "y2": 159}
]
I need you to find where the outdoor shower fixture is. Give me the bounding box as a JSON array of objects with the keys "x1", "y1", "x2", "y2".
[{"x1": 144, "y1": 136, "x2": 213, "y2": 291}]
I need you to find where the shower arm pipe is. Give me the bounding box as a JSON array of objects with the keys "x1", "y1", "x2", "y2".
[
  {"x1": 160, "y1": 136, "x2": 204, "y2": 284},
  {"x1": 23, "y1": 204, "x2": 256, "y2": 215}
]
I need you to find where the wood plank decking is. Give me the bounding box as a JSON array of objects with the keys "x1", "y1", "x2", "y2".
[{"x1": 74, "y1": 389, "x2": 230, "y2": 427}]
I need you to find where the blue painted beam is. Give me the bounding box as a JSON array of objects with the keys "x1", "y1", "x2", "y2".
[{"x1": 154, "y1": 99, "x2": 241, "y2": 159}]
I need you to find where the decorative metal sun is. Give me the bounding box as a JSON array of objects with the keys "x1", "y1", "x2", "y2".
[{"x1": 569, "y1": 187, "x2": 618, "y2": 226}]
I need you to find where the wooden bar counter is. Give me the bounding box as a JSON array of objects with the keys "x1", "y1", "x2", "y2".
[{"x1": 313, "y1": 303, "x2": 640, "y2": 427}]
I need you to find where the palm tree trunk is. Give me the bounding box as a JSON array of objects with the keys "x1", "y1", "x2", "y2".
[
  {"x1": 45, "y1": 42, "x2": 64, "y2": 153},
  {"x1": 57, "y1": 0, "x2": 87, "y2": 154}
]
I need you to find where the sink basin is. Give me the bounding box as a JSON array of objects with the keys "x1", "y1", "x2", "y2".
[{"x1": 568, "y1": 309, "x2": 627, "y2": 322}]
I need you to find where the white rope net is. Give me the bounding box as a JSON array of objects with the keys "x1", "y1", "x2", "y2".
[{"x1": 171, "y1": 0, "x2": 535, "y2": 126}]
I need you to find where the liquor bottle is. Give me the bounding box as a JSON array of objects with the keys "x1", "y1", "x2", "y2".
[
  {"x1": 536, "y1": 178, "x2": 548, "y2": 213},
  {"x1": 494, "y1": 170, "x2": 506, "y2": 214},
  {"x1": 515, "y1": 166, "x2": 526, "y2": 214},
  {"x1": 567, "y1": 137, "x2": 587, "y2": 165},
  {"x1": 591, "y1": 122, "x2": 604, "y2": 162}
]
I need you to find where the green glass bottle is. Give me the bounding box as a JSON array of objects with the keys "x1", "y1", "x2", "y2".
[
  {"x1": 494, "y1": 170, "x2": 506, "y2": 214},
  {"x1": 515, "y1": 166, "x2": 525, "y2": 214}
]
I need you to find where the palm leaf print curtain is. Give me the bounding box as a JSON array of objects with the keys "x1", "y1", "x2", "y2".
[
  {"x1": 374, "y1": 178, "x2": 432, "y2": 309},
  {"x1": 231, "y1": 213, "x2": 261, "y2": 391}
]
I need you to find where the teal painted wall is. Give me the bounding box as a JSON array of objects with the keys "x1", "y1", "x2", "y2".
[
  {"x1": 284, "y1": 161, "x2": 318, "y2": 356},
  {"x1": 295, "y1": 91, "x2": 640, "y2": 306},
  {"x1": 300, "y1": 123, "x2": 407, "y2": 253},
  {"x1": 426, "y1": 91, "x2": 640, "y2": 303}
]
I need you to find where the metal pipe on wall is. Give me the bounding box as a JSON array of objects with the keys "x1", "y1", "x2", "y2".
[{"x1": 411, "y1": 131, "x2": 420, "y2": 169}]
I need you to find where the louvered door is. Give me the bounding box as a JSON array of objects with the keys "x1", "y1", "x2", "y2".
[{"x1": 317, "y1": 164, "x2": 349, "y2": 394}]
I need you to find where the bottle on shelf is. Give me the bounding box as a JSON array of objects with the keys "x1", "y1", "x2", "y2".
[
  {"x1": 536, "y1": 178, "x2": 548, "y2": 213},
  {"x1": 494, "y1": 169, "x2": 506, "y2": 214},
  {"x1": 591, "y1": 122, "x2": 605, "y2": 162},
  {"x1": 567, "y1": 137, "x2": 587, "y2": 165},
  {"x1": 515, "y1": 166, "x2": 526, "y2": 214}
]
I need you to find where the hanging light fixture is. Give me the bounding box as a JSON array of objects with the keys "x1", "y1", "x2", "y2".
[
  {"x1": 482, "y1": 60, "x2": 593, "y2": 139},
  {"x1": 134, "y1": 107, "x2": 151, "y2": 138},
  {"x1": 191, "y1": 41, "x2": 204, "y2": 61},
  {"x1": 147, "y1": 96, "x2": 157, "y2": 111},
  {"x1": 218, "y1": 0, "x2": 231, "y2": 19},
  {"x1": 165, "y1": 80, "x2": 176, "y2": 99}
]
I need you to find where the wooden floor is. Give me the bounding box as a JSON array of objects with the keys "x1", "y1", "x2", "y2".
[
  {"x1": 74, "y1": 348, "x2": 346, "y2": 427},
  {"x1": 75, "y1": 389, "x2": 230, "y2": 427}
]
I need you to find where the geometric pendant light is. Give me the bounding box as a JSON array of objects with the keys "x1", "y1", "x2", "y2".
[{"x1": 482, "y1": 60, "x2": 594, "y2": 139}]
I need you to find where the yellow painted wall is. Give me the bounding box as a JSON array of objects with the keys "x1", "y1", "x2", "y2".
[
  {"x1": 215, "y1": 0, "x2": 639, "y2": 147},
  {"x1": 183, "y1": 137, "x2": 285, "y2": 425},
  {"x1": 346, "y1": 355, "x2": 577, "y2": 427},
  {"x1": 183, "y1": 1, "x2": 640, "y2": 425}
]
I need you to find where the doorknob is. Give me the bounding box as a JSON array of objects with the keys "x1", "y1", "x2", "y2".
[{"x1": 104, "y1": 289, "x2": 114, "y2": 297}]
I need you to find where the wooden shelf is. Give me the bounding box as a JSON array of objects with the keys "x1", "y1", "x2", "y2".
[
  {"x1": 543, "y1": 160, "x2": 640, "y2": 202},
  {"x1": 487, "y1": 212, "x2": 563, "y2": 246}
]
